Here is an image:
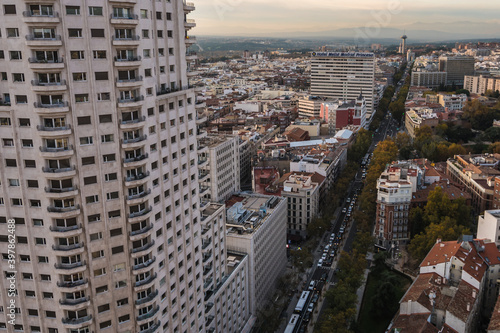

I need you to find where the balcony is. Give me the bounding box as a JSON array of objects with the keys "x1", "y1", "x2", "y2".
[
  {"x1": 129, "y1": 206, "x2": 153, "y2": 219},
  {"x1": 42, "y1": 166, "x2": 76, "y2": 178},
  {"x1": 197, "y1": 129, "x2": 207, "y2": 139},
  {"x1": 194, "y1": 83, "x2": 204, "y2": 93},
  {"x1": 199, "y1": 186, "x2": 209, "y2": 195},
  {"x1": 26, "y1": 34, "x2": 62, "y2": 47},
  {"x1": 123, "y1": 153, "x2": 148, "y2": 167},
  {"x1": 22, "y1": 11, "x2": 60, "y2": 24},
  {"x1": 47, "y1": 204, "x2": 80, "y2": 214},
  {"x1": 184, "y1": 19, "x2": 196, "y2": 29},
  {"x1": 135, "y1": 290, "x2": 158, "y2": 306},
  {"x1": 135, "y1": 272, "x2": 157, "y2": 288},
  {"x1": 39, "y1": 145, "x2": 73, "y2": 158},
  {"x1": 44, "y1": 186, "x2": 78, "y2": 199},
  {"x1": 127, "y1": 188, "x2": 151, "y2": 201},
  {"x1": 198, "y1": 157, "x2": 208, "y2": 167},
  {"x1": 156, "y1": 84, "x2": 192, "y2": 97},
  {"x1": 62, "y1": 315, "x2": 92, "y2": 328},
  {"x1": 203, "y1": 278, "x2": 213, "y2": 289},
  {"x1": 114, "y1": 56, "x2": 142, "y2": 67},
  {"x1": 131, "y1": 240, "x2": 155, "y2": 255},
  {"x1": 110, "y1": 13, "x2": 139, "y2": 25},
  {"x1": 124, "y1": 172, "x2": 150, "y2": 186},
  {"x1": 186, "y1": 51, "x2": 198, "y2": 61},
  {"x1": 57, "y1": 278, "x2": 88, "y2": 290},
  {"x1": 31, "y1": 79, "x2": 67, "y2": 92},
  {"x1": 203, "y1": 266, "x2": 212, "y2": 276},
  {"x1": 133, "y1": 257, "x2": 156, "y2": 271},
  {"x1": 184, "y1": 2, "x2": 195, "y2": 12},
  {"x1": 34, "y1": 101, "x2": 70, "y2": 113},
  {"x1": 36, "y1": 124, "x2": 72, "y2": 137},
  {"x1": 202, "y1": 239, "x2": 211, "y2": 250},
  {"x1": 116, "y1": 75, "x2": 143, "y2": 88},
  {"x1": 117, "y1": 95, "x2": 144, "y2": 108},
  {"x1": 187, "y1": 70, "x2": 199, "y2": 78},
  {"x1": 206, "y1": 315, "x2": 215, "y2": 327},
  {"x1": 50, "y1": 224, "x2": 83, "y2": 237},
  {"x1": 139, "y1": 321, "x2": 161, "y2": 333},
  {"x1": 203, "y1": 253, "x2": 212, "y2": 263},
  {"x1": 28, "y1": 57, "x2": 64, "y2": 70},
  {"x1": 120, "y1": 116, "x2": 146, "y2": 129},
  {"x1": 54, "y1": 260, "x2": 86, "y2": 274},
  {"x1": 198, "y1": 171, "x2": 209, "y2": 182},
  {"x1": 185, "y1": 36, "x2": 196, "y2": 45},
  {"x1": 195, "y1": 101, "x2": 207, "y2": 109},
  {"x1": 205, "y1": 302, "x2": 214, "y2": 313},
  {"x1": 109, "y1": 0, "x2": 136, "y2": 2},
  {"x1": 59, "y1": 296, "x2": 90, "y2": 310},
  {"x1": 112, "y1": 35, "x2": 140, "y2": 46},
  {"x1": 196, "y1": 115, "x2": 207, "y2": 127},
  {"x1": 137, "y1": 306, "x2": 159, "y2": 323},
  {"x1": 130, "y1": 224, "x2": 154, "y2": 241},
  {"x1": 121, "y1": 135, "x2": 147, "y2": 149},
  {"x1": 52, "y1": 242, "x2": 84, "y2": 253}
]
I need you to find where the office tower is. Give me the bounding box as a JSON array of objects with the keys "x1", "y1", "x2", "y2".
[
  {"x1": 438, "y1": 55, "x2": 475, "y2": 86},
  {"x1": 0, "y1": 1, "x2": 211, "y2": 332},
  {"x1": 310, "y1": 52, "x2": 375, "y2": 117}
]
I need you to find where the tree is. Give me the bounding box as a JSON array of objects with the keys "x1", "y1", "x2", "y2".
[
  {"x1": 489, "y1": 142, "x2": 500, "y2": 154},
  {"x1": 395, "y1": 132, "x2": 412, "y2": 150},
  {"x1": 448, "y1": 143, "x2": 466, "y2": 157},
  {"x1": 306, "y1": 216, "x2": 329, "y2": 239},
  {"x1": 414, "y1": 126, "x2": 433, "y2": 151},
  {"x1": 410, "y1": 207, "x2": 425, "y2": 237}
]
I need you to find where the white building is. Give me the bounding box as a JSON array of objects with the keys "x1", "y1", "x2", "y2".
[
  {"x1": 464, "y1": 75, "x2": 500, "y2": 95},
  {"x1": 225, "y1": 195, "x2": 287, "y2": 315},
  {"x1": 0, "y1": 1, "x2": 250, "y2": 332},
  {"x1": 198, "y1": 135, "x2": 241, "y2": 203},
  {"x1": 298, "y1": 95, "x2": 328, "y2": 118},
  {"x1": 438, "y1": 93, "x2": 467, "y2": 111},
  {"x1": 477, "y1": 210, "x2": 500, "y2": 249},
  {"x1": 310, "y1": 52, "x2": 375, "y2": 115},
  {"x1": 411, "y1": 70, "x2": 448, "y2": 88}
]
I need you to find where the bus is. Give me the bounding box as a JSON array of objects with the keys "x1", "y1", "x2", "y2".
[
  {"x1": 284, "y1": 314, "x2": 300, "y2": 333},
  {"x1": 294, "y1": 291, "x2": 310, "y2": 314}
]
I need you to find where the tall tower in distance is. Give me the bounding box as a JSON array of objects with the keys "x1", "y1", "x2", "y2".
[
  {"x1": 0, "y1": 1, "x2": 217, "y2": 332},
  {"x1": 399, "y1": 32, "x2": 408, "y2": 55}
]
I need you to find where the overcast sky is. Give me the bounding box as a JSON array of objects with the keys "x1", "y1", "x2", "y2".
[{"x1": 190, "y1": 0, "x2": 499, "y2": 36}]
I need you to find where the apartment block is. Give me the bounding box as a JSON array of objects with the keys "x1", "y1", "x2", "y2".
[
  {"x1": 411, "y1": 70, "x2": 448, "y2": 88},
  {"x1": 320, "y1": 94, "x2": 367, "y2": 134},
  {"x1": 225, "y1": 195, "x2": 287, "y2": 316},
  {"x1": 439, "y1": 55, "x2": 475, "y2": 86},
  {"x1": 198, "y1": 135, "x2": 240, "y2": 203},
  {"x1": 297, "y1": 95, "x2": 330, "y2": 119},
  {"x1": 310, "y1": 52, "x2": 375, "y2": 115},
  {"x1": 404, "y1": 107, "x2": 439, "y2": 138},
  {"x1": 464, "y1": 75, "x2": 500, "y2": 95},
  {"x1": 447, "y1": 154, "x2": 500, "y2": 214},
  {"x1": 375, "y1": 161, "x2": 424, "y2": 249}
]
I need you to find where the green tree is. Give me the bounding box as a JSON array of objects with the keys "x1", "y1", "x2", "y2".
[{"x1": 410, "y1": 207, "x2": 425, "y2": 237}]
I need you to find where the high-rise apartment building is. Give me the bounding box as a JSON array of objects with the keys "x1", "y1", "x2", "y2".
[
  {"x1": 0, "y1": 1, "x2": 226, "y2": 332},
  {"x1": 438, "y1": 55, "x2": 475, "y2": 86},
  {"x1": 310, "y1": 52, "x2": 375, "y2": 117}
]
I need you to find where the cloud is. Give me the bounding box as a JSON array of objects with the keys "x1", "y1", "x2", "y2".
[{"x1": 189, "y1": 0, "x2": 500, "y2": 36}]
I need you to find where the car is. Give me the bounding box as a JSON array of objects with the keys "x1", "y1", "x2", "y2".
[
  {"x1": 303, "y1": 311, "x2": 311, "y2": 323},
  {"x1": 346, "y1": 197, "x2": 351, "y2": 203},
  {"x1": 321, "y1": 253, "x2": 327, "y2": 260},
  {"x1": 342, "y1": 208, "x2": 347, "y2": 213},
  {"x1": 307, "y1": 303, "x2": 314, "y2": 312},
  {"x1": 317, "y1": 259, "x2": 323, "y2": 267},
  {"x1": 311, "y1": 294, "x2": 320, "y2": 303},
  {"x1": 308, "y1": 281, "x2": 315, "y2": 291}
]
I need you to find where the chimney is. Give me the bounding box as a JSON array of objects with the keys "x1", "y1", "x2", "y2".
[
  {"x1": 467, "y1": 302, "x2": 470, "y2": 312},
  {"x1": 436, "y1": 238, "x2": 442, "y2": 244}
]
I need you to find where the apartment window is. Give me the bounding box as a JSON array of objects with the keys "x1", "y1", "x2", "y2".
[
  {"x1": 105, "y1": 173, "x2": 117, "y2": 181},
  {"x1": 96, "y1": 285, "x2": 108, "y2": 294},
  {"x1": 79, "y1": 136, "x2": 93, "y2": 145},
  {"x1": 97, "y1": 92, "x2": 110, "y2": 101},
  {"x1": 70, "y1": 50, "x2": 84, "y2": 59},
  {"x1": 75, "y1": 94, "x2": 89, "y2": 103},
  {"x1": 82, "y1": 156, "x2": 95, "y2": 165},
  {"x1": 169, "y1": 48, "x2": 174, "y2": 55},
  {"x1": 77, "y1": 116, "x2": 91, "y2": 125},
  {"x1": 160, "y1": 66, "x2": 165, "y2": 73},
  {"x1": 167, "y1": 30, "x2": 173, "y2": 38},
  {"x1": 94, "y1": 72, "x2": 109, "y2": 81},
  {"x1": 83, "y1": 176, "x2": 97, "y2": 185},
  {"x1": 166, "y1": 12, "x2": 172, "y2": 20},
  {"x1": 9, "y1": 179, "x2": 19, "y2": 186},
  {"x1": 143, "y1": 49, "x2": 151, "y2": 58},
  {"x1": 12, "y1": 73, "x2": 24, "y2": 82},
  {"x1": 140, "y1": 9, "x2": 147, "y2": 18},
  {"x1": 10, "y1": 51, "x2": 22, "y2": 60},
  {"x1": 68, "y1": 29, "x2": 83, "y2": 38},
  {"x1": 6, "y1": 159, "x2": 17, "y2": 167},
  {"x1": 35, "y1": 238, "x2": 46, "y2": 245},
  {"x1": 0, "y1": 73, "x2": 6, "y2": 80},
  {"x1": 66, "y1": 6, "x2": 80, "y2": 15},
  {"x1": 145, "y1": 68, "x2": 152, "y2": 77},
  {"x1": 15, "y1": 95, "x2": 27, "y2": 104},
  {"x1": 159, "y1": 48, "x2": 165, "y2": 56},
  {"x1": 19, "y1": 118, "x2": 30, "y2": 127},
  {"x1": 38, "y1": 256, "x2": 48, "y2": 263},
  {"x1": 4, "y1": 5, "x2": 16, "y2": 15},
  {"x1": 98, "y1": 304, "x2": 110, "y2": 313},
  {"x1": 112, "y1": 246, "x2": 124, "y2": 254},
  {"x1": 118, "y1": 314, "x2": 130, "y2": 323},
  {"x1": 101, "y1": 134, "x2": 114, "y2": 143},
  {"x1": 92, "y1": 250, "x2": 105, "y2": 259},
  {"x1": 94, "y1": 268, "x2": 106, "y2": 277},
  {"x1": 142, "y1": 29, "x2": 149, "y2": 38},
  {"x1": 157, "y1": 30, "x2": 163, "y2": 38},
  {"x1": 114, "y1": 264, "x2": 125, "y2": 272},
  {"x1": 7, "y1": 28, "x2": 19, "y2": 38},
  {"x1": 30, "y1": 200, "x2": 41, "y2": 207},
  {"x1": 88, "y1": 214, "x2": 101, "y2": 223},
  {"x1": 107, "y1": 192, "x2": 119, "y2": 200},
  {"x1": 91, "y1": 29, "x2": 105, "y2": 38},
  {"x1": 93, "y1": 50, "x2": 106, "y2": 59},
  {"x1": 86, "y1": 195, "x2": 99, "y2": 204},
  {"x1": 115, "y1": 280, "x2": 126, "y2": 288},
  {"x1": 103, "y1": 154, "x2": 115, "y2": 162},
  {"x1": 3, "y1": 139, "x2": 14, "y2": 147},
  {"x1": 12, "y1": 198, "x2": 23, "y2": 206},
  {"x1": 99, "y1": 114, "x2": 112, "y2": 123},
  {"x1": 24, "y1": 160, "x2": 36, "y2": 168},
  {"x1": 89, "y1": 6, "x2": 103, "y2": 16},
  {"x1": 27, "y1": 180, "x2": 38, "y2": 188},
  {"x1": 72, "y1": 72, "x2": 87, "y2": 81}
]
